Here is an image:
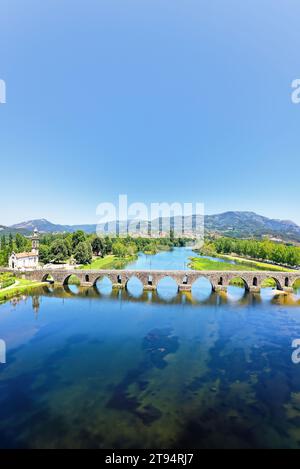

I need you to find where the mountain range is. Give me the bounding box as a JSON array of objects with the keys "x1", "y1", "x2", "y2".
[{"x1": 1, "y1": 212, "x2": 300, "y2": 243}]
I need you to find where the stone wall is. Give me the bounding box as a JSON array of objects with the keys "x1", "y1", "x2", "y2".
[{"x1": 2, "y1": 268, "x2": 299, "y2": 292}]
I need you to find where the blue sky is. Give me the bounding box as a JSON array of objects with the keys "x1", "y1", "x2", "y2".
[{"x1": 0, "y1": 0, "x2": 299, "y2": 225}]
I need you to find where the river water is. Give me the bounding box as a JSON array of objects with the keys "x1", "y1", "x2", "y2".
[
  {"x1": 126, "y1": 246, "x2": 231, "y2": 270},
  {"x1": 0, "y1": 248, "x2": 300, "y2": 448}
]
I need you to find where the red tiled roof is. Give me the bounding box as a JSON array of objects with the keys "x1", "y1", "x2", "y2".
[{"x1": 13, "y1": 252, "x2": 38, "y2": 259}]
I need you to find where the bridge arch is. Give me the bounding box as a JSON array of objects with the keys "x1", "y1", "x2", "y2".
[
  {"x1": 93, "y1": 274, "x2": 107, "y2": 286},
  {"x1": 156, "y1": 276, "x2": 179, "y2": 300},
  {"x1": 63, "y1": 274, "x2": 81, "y2": 286},
  {"x1": 191, "y1": 276, "x2": 213, "y2": 301},
  {"x1": 125, "y1": 276, "x2": 143, "y2": 297},
  {"x1": 228, "y1": 276, "x2": 250, "y2": 291},
  {"x1": 94, "y1": 275, "x2": 113, "y2": 295},
  {"x1": 292, "y1": 278, "x2": 300, "y2": 290},
  {"x1": 61, "y1": 274, "x2": 81, "y2": 295},
  {"x1": 191, "y1": 276, "x2": 213, "y2": 290},
  {"x1": 260, "y1": 276, "x2": 282, "y2": 290},
  {"x1": 42, "y1": 273, "x2": 54, "y2": 283}
]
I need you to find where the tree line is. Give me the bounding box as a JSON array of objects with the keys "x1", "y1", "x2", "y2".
[
  {"x1": 0, "y1": 230, "x2": 187, "y2": 266},
  {"x1": 202, "y1": 237, "x2": 300, "y2": 267}
]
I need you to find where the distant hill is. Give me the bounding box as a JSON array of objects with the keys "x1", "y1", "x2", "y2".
[
  {"x1": 204, "y1": 211, "x2": 300, "y2": 241},
  {"x1": 5, "y1": 211, "x2": 300, "y2": 243},
  {"x1": 10, "y1": 219, "x2": 97, "y2": 234},
  {"x1": 0, "y1": 224, "x2": 30, "y2": 236}
]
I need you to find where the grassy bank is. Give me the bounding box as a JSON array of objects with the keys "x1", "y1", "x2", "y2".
[
  {"x1": 216, "y1": 253, "x2": 295, "y2": 272},
  {"x1": 79, "y1": 255, "x2": 117, "y2": 270},
  {"x1": 190, "y1": 257, "x2": 259, "y2": 271},
  {"x1": 190, "y1": 256, "x2": 295, "y2": 272},
  {"x1": 190, "y1": 256, "x2": 300, "y2": 289},
  {"x1": 0, "y1": 278, "x2": 46, "y2": 303},
  {"x1": 79, "y1": 254, "x2": 136, "y2": 270}
]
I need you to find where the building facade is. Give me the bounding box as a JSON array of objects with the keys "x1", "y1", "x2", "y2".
[{"x1": 9, "y1": 228, "x2": 39, "y2": 270}]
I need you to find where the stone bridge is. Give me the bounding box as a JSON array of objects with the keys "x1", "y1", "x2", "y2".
[{"x1": 5, "y1": 268, "x2": 300, "y2": 293}]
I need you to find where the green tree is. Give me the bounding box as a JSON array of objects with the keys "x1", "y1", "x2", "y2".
[
  {"x1": 15, "y1": 233, "x2": 28, "y2": 252},
  {"x1": 72, "y1": 230, "x2": 86, "y2": 249},
  {"x1": 112, "y1": 241, "x2": 127, "y2": 258},
  {"x1": 91, "y1": 236, "x2": 104, "y2": 256},
  {"x1": 74, "y1": 241, "x2": 92, "y2": 264},
  {"x1": 8, "y1": 233, "x2": 14, "y2": 252},
  {"x1": 50, "y1": 239, "x2": 69, "y2": 263},
  {"x1": 64, "y1": 236, "x2": 73, "y2": 256},
  {"x1": 0, "y1": 235, "x2": 6, "y2": 251},
  {"x1": 103, "y1": 236, "x2": 113, "y2": 255},
  {"x1": 39, "y1": 245, "x2": 51, "y2": 264}
]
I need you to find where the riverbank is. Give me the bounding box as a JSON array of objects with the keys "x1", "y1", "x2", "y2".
[
  {"x1": 0, "y1": 278, "x2": 47, "y2": 303},
  {"x1": 189, "y1": 255, "x2": 295, "y2": 272},
  {"x1": 79, "y1": 245, "x2": 174, "y2": 271},
  {"x1": 217, "y1": 253, "x2": 296, "y2": 271},
  {"x1": 79, "y1": 254, "x2": 136, "y2": 270}
]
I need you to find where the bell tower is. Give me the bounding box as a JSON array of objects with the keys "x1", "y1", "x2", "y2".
[{"x1": 31, "y1": 228, "x2": 39, "y2": 255}]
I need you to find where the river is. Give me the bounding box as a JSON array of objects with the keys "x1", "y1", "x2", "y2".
[
  {"x1": 0, "y1": 247, "x2": 300, "y2": 448},
  {"x1": 126, "y1": 246, "x2": 233, "y2": 270}
]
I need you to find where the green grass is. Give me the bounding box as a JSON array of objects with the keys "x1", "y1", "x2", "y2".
[
  {"x1": 190, "y1": 255, "x2": 294, "y2": 272},
  {"x1": 79, "y1": 254, "x2": 135, "y2": 270},
  {"x1": 190, "y1": 257, "x2": 260, "y2": 271},
  {"x1": 79, "y1": 255, "x2": 117, "y2": 270},
  {"x1": 217, "y1": 254, "x2": 295, "y2": 272},
  {"x1": 0, "y1": 278, "x2": 46, "y2": 303},
  {"x1": 191, "y1": 258, "x2": 299, "y2": 289}
]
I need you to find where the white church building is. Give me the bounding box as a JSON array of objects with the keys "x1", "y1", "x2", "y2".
[{"x1": 9, "y1": 228, "x2": 40, "y2": 270}]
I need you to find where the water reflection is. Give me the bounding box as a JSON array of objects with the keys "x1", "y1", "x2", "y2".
[
  {"x1": 227, "y1": 285, "x2": 247, "y2": 302},
  {"x1": 1, "y1": 284, "x2": 300, "y2": 449},
  {"x1": 293, "y1": 288, "x2": 300, "y2": 300},
  {"x1": 126, "y1": 277, "x2": 143, "y2": 298},
  {"x1": 156, "y1": 276, "x2": 179, "y2": 301},
  {"x1": 65, "y1": 284, "x2": 80, "y2": 295},
  {"x1": 37, "y1": 283, "x2": 300, "y2": 308},
  {"x1": 95, "y1": 277, "x2": 113, "y2": 296},
  {"x1": 191, "y1": 277, "x2": 212, "y2": 302}
]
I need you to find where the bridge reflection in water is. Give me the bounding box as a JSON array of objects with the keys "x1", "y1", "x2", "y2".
[{"x1": 36, "y1": 282, "x2": 300, "y2": 310}]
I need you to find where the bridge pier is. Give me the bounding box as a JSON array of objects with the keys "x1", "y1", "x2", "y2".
[
  {"x1": 249, "y1": 286, "x2": 260, "y2": 293},
  {"x1": 283, "y1": 287, "x2": 294, "y2": 293},
  {"x1": 113, "y1": 283, "x2": 125, "y2": 289},
  {"x1": 143, "y1": 284, "x2": 156, "y2": 291},
  {"x1": 178, "y1": 284, "x2": 192, "y2": 292},
  {"x1": 81, "y1": 282, "x2": 93, "y2": 287},
  {"x1": 214, "y1": 285, "x2": 227, "y2": 292}
]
